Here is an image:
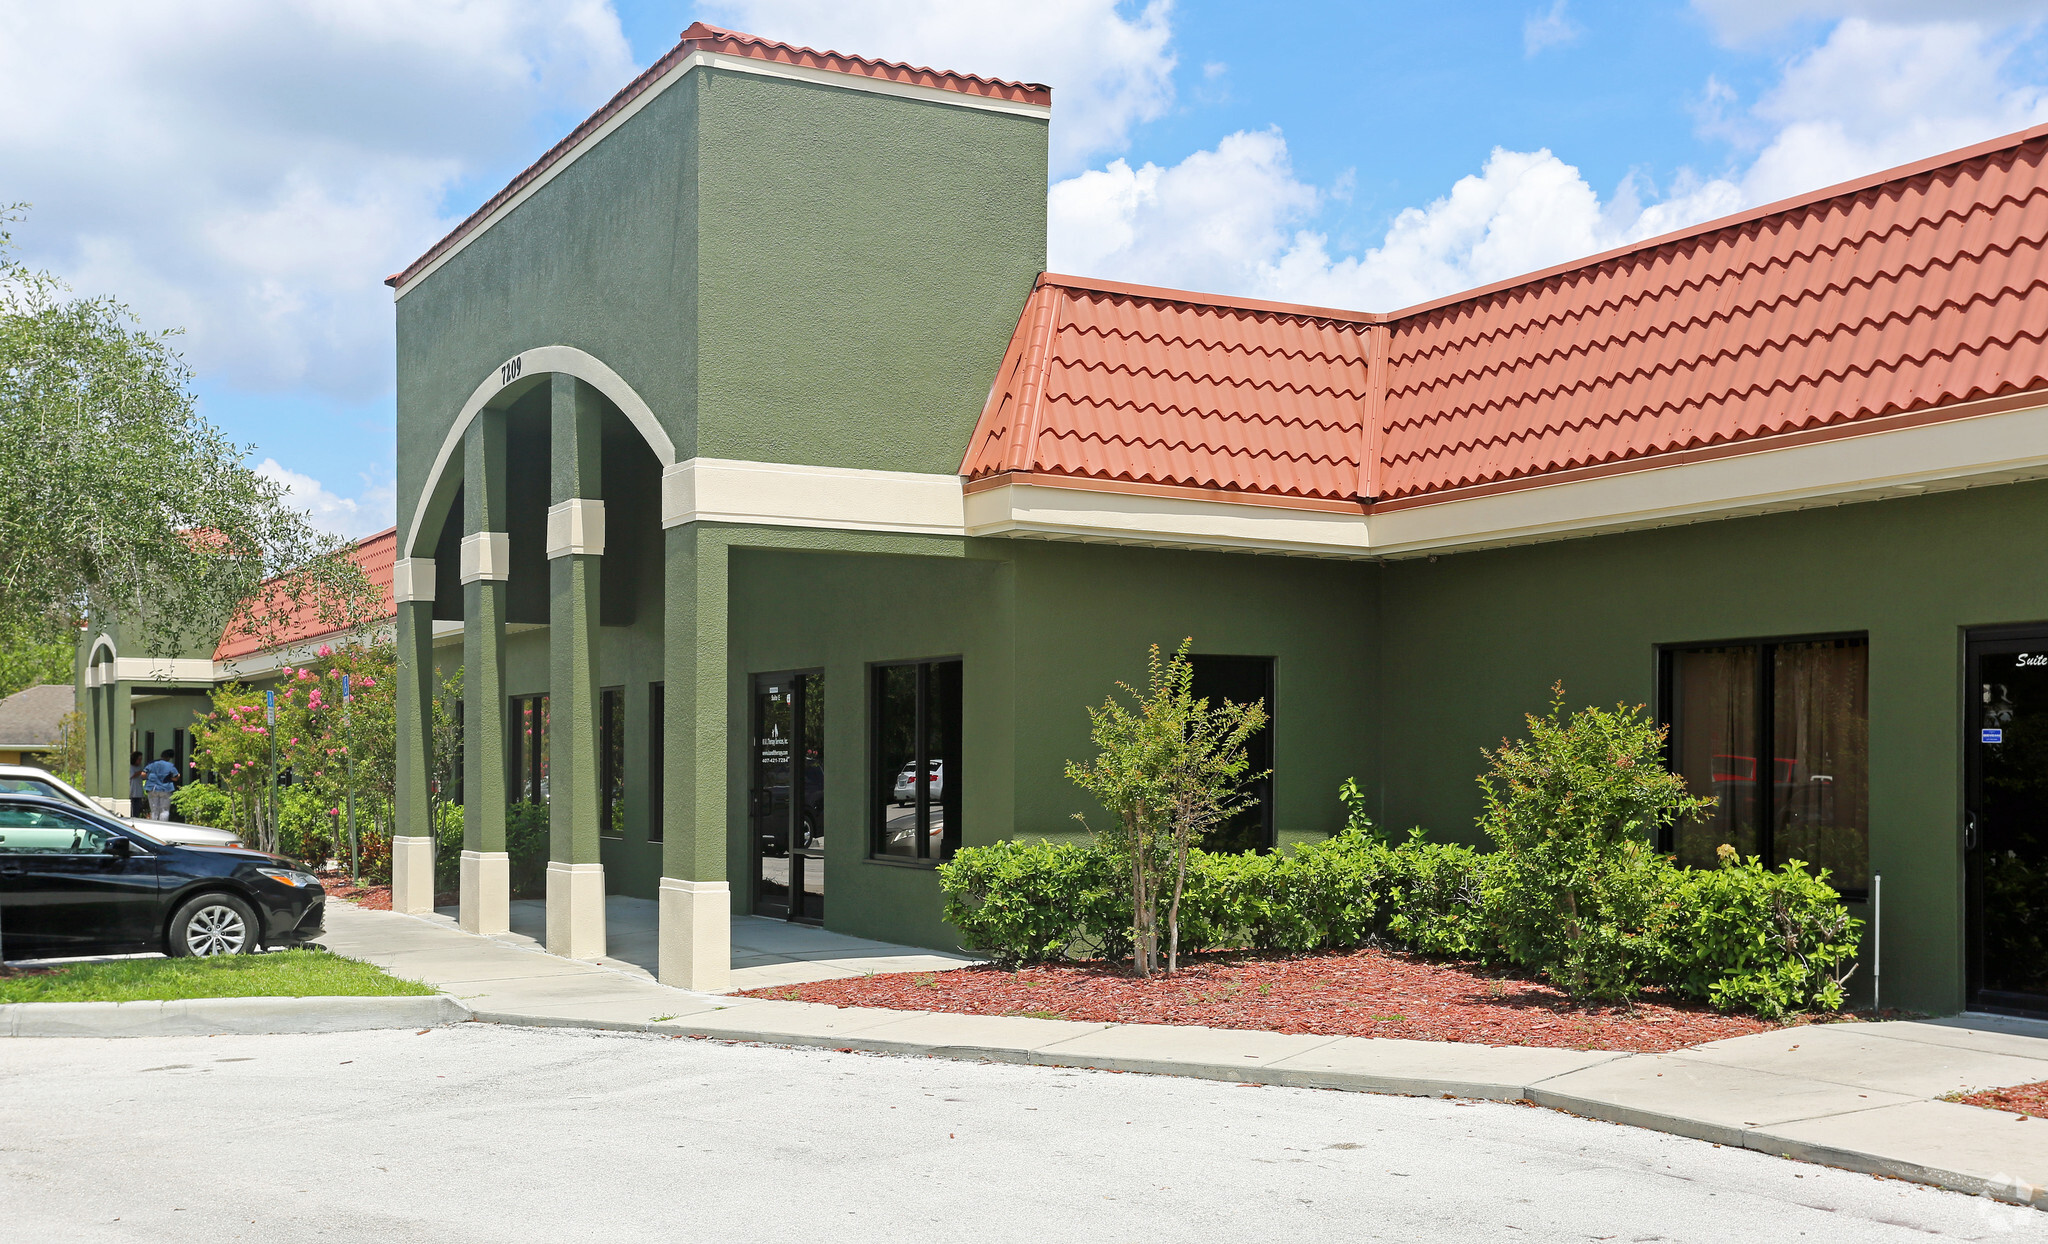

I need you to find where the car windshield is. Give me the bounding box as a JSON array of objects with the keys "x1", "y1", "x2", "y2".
[{"x1": 0, "y1": 776, "x2": 68, "y2": 801}]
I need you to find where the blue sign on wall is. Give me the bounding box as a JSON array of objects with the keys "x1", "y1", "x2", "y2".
[{"x1": 1982, "y1": 728, "x2": 2005, "y2": 744}]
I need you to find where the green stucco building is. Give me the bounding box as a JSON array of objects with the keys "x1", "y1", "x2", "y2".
[{"x1": 358, "y1": 25, "x2": 2048, "y2": 1015}]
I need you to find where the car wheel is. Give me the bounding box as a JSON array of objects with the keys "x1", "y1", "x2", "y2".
[{"x1": 167, "y1": 893, "x2": 259, "y2": 957}]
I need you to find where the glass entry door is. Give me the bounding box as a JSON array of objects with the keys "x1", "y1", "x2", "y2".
[
  {"x1": 1967, "y1": 629, "x2": 2048, "y2": 1015},
  {"x1": 750, "y1": 671, "x2": 823, "y2": 923}
]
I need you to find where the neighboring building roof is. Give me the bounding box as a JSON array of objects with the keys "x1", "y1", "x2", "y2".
[
  {"x1": 212, "y1": 528, "x2": 397, "y2": 663},
  {"x1": 968, "y1": 124, "x2": 2048, "y2": 508},
  {"x1": 387, "y1": 23, "x2": 1049, "y2": 292},
  {"x1": 960, "y1": 275, "x2": 1382, "y2": 506},
  {"x1": 0, "y1": 683, "x2": 74, "y2": 751}
]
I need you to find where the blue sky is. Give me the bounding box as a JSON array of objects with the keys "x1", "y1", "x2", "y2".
[{"x1": 5, "y1": 1, "x2": 2048, "y2": 535}]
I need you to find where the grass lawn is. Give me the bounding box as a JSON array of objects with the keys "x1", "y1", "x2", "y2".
[{"x1": 0, "y1": 950, "x2": 436, "y2": 1004}]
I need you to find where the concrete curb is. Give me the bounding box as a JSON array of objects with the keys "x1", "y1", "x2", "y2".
[{"x1": 2, "y1": 993, "x2": 472, "y2": 1037}]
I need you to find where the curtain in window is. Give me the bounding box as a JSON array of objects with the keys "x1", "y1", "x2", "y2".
[
  {"x1": 1669, "y1": 646, "x2": 1758, "y2": 867},
  {"x1": 1772, "y1": 640, "x2": 1869, "y2": 889}
]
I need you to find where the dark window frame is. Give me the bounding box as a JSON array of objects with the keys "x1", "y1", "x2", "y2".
[
  {"x1": 647, "y1": 682, "x2": 664, "y2": 844},
  {"x1": 598, "y1": 685, "x2": 625, "y2": 838},
  {"x1": 1657, "y1": 630, "x2": 1869, "y2": 901},
  {"x1": 868, "y1": 657, "x2": 962, "y2": 866}
]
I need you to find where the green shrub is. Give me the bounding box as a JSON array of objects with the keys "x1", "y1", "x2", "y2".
[
  {"x1": 939, "y1": 839, "x2": 1125, "y2": 966},
  {"x1": 1477, "y1": 688, "x2": 1710, "y2": 1004},
  {"x1": 507, "y1": 800, "x2": 549, "y2": 898},
  {"x1": 1377, "y1": 828, "x2": 1495, "y2": 960},
  {"x1": 170, "y1": 781, "x2": 237, "y2": 832},
  {"x1": 275, "y1": 783, "x2": 335, "y2": 865},
  {"x1": 1662, "y1": 853, "x2": 1862, "y2": 1019}
]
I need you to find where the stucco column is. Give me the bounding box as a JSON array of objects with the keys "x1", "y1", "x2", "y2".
[
  {"x1": 83, "y1": 678, "x2": 104, "y2": 801},
  {"x1": 108, "y1": 678, "x2": 133, "y2": 816},
  {"x1": 546, "y1": 374, "x2": 606, "y2": 959},
  {"x1": 656, "y1": 519, "x2": 731, "y2": 991},
  {"x1": 390, "y1": 585, "x2": 437, "y2": 914},
  {"x1": 460, "y1": 410, "x2": 511, "y2": 936}
]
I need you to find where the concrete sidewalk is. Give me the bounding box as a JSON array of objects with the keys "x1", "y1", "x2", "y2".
[{"x1": 322, "y1": 901, "x2": 2048, "y2": 1209}]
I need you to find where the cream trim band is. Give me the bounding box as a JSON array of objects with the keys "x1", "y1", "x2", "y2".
[
  {"x1": 966, "y1": 399, "x2": 2048, "y2": 559},
  {"x1": 661, "y1": 458, "x2": 966, "y2": 534},
  {"x1": 547, "y1": 500, "x2": 607, "y2": 558},
  {"x1": 110, "y1": 658, "x2": 217, "y2": 684},
  {"x1": 392, "y1": 558, "x2": 436, "y2": 603},
  {"x1": 459, "y1": 532, "x2": 511, "y2": 583}
]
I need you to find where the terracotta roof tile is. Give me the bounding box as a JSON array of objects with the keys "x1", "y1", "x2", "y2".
[
  {"x1": 974, "y1": 127, "x2": 2048, "y2": 507},
  {"x1": 962, "y1": 276, "x2": 1379, "y2": 502},
  {"x1": 212, "y1": 529, "x2": 397, "y2": 663}
]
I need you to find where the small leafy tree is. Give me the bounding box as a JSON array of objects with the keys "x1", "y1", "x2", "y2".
[
  {"x1": 1067, "y1": 640, "x2": 1267, "y2": 976},
  {"x1": 48, "y1": 705, "x2": 86, "y2": 786},
  {"x1": 1477, "y1": 683, "x2": 1711, "y2": 1003},
  {"x1": 186, "y1": 641, "x2": 396, "y2": 859}
]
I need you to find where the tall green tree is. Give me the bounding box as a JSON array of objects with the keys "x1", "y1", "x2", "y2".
[{"x1": 0, "y1": 210, "x2": 373, "y2": 657}]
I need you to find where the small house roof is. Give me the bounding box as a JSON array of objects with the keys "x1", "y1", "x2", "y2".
[{"x1": 0, "y1": 682, "x2": 74, "y2": 750}]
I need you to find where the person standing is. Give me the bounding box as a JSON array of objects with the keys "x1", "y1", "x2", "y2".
[
  {"x1": 143, "y1": 748, "x2": 180, "y2": 820},
  {"x1": 128, "y1": 751, "x2": 146, "y2": 815}
]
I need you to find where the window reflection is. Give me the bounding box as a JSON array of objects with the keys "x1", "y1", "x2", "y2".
[{"x1": 872, "y1": 659, "x2": 960, "y2": 861}]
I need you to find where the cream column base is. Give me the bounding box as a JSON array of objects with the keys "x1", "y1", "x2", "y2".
[
  {"x1": 389, "y1": 836, "x2": 435, "y2": 914},
  {"x1": 459, "y1": 850, "x2": 510, "y2": 935},
  {"x1": 546, "y1": 861, "x2": 607, "y2": 959},
  {"x1": 658, "y1": 877, "x2": 731, "y2": 992}
]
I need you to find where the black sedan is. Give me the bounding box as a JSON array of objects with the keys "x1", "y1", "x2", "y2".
[{"x1": 0, "y1": 794, "x2": 324, "y2": 961}]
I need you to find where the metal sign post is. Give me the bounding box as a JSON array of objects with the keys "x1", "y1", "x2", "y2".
[
  {"x1": 343, "y1": 674, "x2": 358, "y2": 885},
  {"x1": 265, "y1": 689, "x2": 277, "y2": 856}
]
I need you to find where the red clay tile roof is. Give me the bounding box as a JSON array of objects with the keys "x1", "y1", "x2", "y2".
[
  {"x1": 387, "y1": 24, "x2": 1048, "y2": 292},
  {"x1": 969, "y1": 125, "x2": 2048, "y2": 508},
  {"x1": 1376, "y1": 123, "x2": 2048, "y2": 501},
  {"x1": 960, "y1": 275, "x2": 1382, "y2": 504},
  {"x1": 213, "y1": 528, "x2": 396, "y2": 662}
]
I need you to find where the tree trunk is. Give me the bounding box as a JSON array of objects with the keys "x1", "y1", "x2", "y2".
[{"x1": 1167, "y1": 826, "x2": 1189, "y2": 975}]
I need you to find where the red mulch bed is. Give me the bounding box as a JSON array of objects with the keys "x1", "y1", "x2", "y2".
[
  {"x1": 316, "y1": 870, "x2": 392, "y2": 909},
  {"x1": 1955, "y1": 1081, "x2": 2048, "y2": 1120},
  {"x1": 739, "y1": 947, "x2": 1804, "y2": 1053},
  {"x1": 313, "y1": 871, "x2": 457, "y2": 911}
]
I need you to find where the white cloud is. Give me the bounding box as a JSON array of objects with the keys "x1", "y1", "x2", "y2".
[
  {"x1": 1524, "y1": 1, "x2": 1583, "y2": 56},
  {"x1": 1740, "y1": 19, "x2": 2048, "y2": 201},
  {"x1": 1052, "y1": 11, "x2": 2048, "y2": 313},
  {"x1": 700, "y1": 0, "x2": 1176, "y2": 173},
  {"x1": 0, "y1": 1, "x2": 634, "y2": 403},
  {"x1": 1691, "y1": 0, "x2": 2048, "y2": 43},
  {"x1": 1050, "y1": 129, "x2": 1318, "y2": 294},
  {"x1": 256, "y1": 459, "x2": 396, "y2": 541}
]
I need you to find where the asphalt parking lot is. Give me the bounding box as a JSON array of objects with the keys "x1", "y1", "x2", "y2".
[{"x1": 2, "y1": 1024, "x2": 2038, "y2": 1242}]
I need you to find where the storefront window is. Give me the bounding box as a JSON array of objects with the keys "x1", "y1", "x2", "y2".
[
  {"x1": 1662, "y1": 637, "x2": 1868, "y2": 893},
  {"x1": 871, "y1": 659, "x2": 961, "y2": 862},
  {"x1": 1189, "y1": 655, "x2": 1275, "y2": 852}
]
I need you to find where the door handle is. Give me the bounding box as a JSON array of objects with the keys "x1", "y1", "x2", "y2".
[{"x1": 1965, "y1": 811, "x2": 1980, "y2": 852}]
